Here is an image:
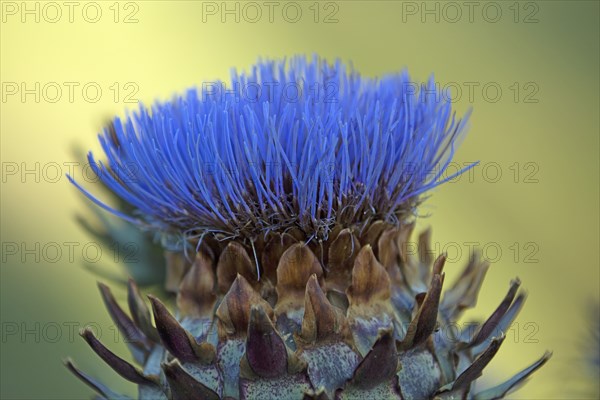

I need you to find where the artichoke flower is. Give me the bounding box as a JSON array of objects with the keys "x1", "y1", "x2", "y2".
[{"x1": 66, "y1": 56, "x2": 550, "y2": 399}]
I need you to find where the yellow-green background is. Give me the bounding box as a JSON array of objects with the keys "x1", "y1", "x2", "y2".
[{"x1": 1, "y1": 1, "x2": 598, "y2": 398}]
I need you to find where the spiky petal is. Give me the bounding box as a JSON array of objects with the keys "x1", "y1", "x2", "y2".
[
  {"x1": 68, "y1": 225, "x2": 549, "y2": 400},
  {"x1": 69, "y1": 56, "x2": 474, "y2": 244}
]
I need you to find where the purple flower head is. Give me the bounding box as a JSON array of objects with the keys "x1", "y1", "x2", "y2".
[{"x1": 69, "y1": 56, "x2": 474, "y2": 245}]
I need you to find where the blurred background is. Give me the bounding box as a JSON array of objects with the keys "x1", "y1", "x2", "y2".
[{"x1": 1, "y1": 1, "x2": 598, "y2": 398}]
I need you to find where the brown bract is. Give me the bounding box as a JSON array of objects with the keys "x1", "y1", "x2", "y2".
[{"x1": 69, "y1": 221, "x2": 550, "y2": 400}]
